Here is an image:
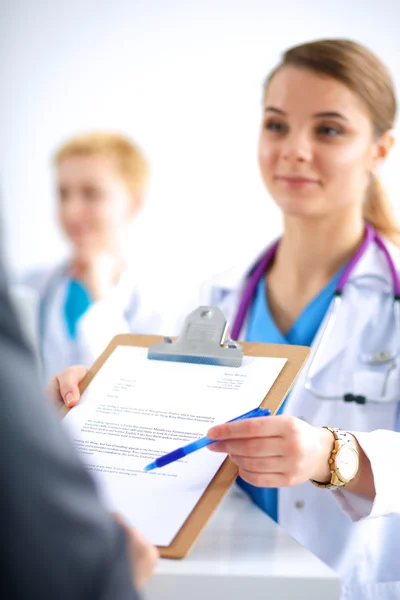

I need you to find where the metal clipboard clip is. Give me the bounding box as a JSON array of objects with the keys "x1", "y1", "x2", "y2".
[{"x1": 148, "y1": 306, "x2": 243, "y2": 367}]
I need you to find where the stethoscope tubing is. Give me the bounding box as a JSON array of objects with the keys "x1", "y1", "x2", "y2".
[{"x1": 232, "y1": 224, "x2": 400, "y2": 403}]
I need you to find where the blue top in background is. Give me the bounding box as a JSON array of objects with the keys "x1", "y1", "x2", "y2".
[{"x1": 63, "y1": 279, "x2": 92, "y2": 340}]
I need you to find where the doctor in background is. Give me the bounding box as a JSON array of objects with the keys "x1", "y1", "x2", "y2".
[
  {"x1": 49, "y1": 39, "x2": 400, "y2": 599},
  {"x1": 23, "y1": 131, "x2": 163, "y2": 383}
]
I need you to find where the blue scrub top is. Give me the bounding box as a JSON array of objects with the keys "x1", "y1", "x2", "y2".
[
  {"x1": 64, "y1": 279, "x2": 92, "y2": 340},
  {"x1": 239, "y1": 269, "x2": 343, "y2": 522}
]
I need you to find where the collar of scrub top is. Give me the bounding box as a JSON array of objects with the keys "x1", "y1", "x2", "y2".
[
  {"x1": 231, "y1": 222, "x2": 400, "y2": 341},
  {"x1": 38, "y1": 263, "x2": 139, "y2": 351}
]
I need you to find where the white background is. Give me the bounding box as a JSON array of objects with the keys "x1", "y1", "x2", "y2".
[{"x1": 1, "y1": 0, "x2": 400, "y2": 300}]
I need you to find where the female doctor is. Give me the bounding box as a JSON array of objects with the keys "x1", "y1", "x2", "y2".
[
  {"x1": 50, "y1": 40, "x2": 400, "y2": 599},
  {"x1": 23, "y1": 132, "x2": 163, "y2": 383}
]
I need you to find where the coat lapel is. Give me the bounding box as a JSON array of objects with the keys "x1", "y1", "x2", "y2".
[{"x1": 305, "y1": 241, "x2": 394, "y2": 379}]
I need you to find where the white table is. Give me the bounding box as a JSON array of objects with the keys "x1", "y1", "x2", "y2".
[{"x1": 143, "y1": 486, "x2": 340, "y2": 600}]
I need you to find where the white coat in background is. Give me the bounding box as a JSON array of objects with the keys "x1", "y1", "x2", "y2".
[
  {"x1": 197, "y1": 239, "x2": 400, "y2": 600},
  {"x1": 21, "y1": 264, "x2": 168, "y2": 384}
]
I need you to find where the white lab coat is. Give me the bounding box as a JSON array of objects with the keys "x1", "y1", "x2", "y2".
[
  {"x1": 22, "y1": 264, "x2": 167, "y2": 383},
  {"x1": 198, "y1": 239, "x2": 400, "y2": 600}
]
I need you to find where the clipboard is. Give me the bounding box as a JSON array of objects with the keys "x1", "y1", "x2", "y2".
[{"x1": 77, "y1": 307, "x2": 310, "y2": 559}]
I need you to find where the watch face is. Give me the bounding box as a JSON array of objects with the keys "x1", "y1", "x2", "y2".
[{"x1": 336, "y1": 446, "x2": 359, "y2": 481}]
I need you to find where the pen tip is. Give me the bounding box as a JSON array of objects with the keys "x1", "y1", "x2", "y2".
[{"x1": 144, "y1": 463, "x2": 155, "y2": 472}]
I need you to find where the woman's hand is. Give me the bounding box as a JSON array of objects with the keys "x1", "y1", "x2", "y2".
[
  {"x1": 208, "y1": 414, "x2": 334, "y2": 487},
  {"x1": 47, "y1": 365, "x2": 88, "y2": 409}
]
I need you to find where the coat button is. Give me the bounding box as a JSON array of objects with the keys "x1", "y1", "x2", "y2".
[{"x1": 295, "y1": 500, "x2": 305, "y2": 509}]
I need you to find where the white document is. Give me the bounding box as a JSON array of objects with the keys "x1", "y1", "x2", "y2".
[{"x1": 63, "y1": 345, "x2": 287, "y2": 546}]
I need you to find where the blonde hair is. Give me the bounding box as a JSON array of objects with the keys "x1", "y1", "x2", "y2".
[
  {"x1": 54, "y1": 131, "x2": 150, "y2": 201},
  {"x1": 265, "y1": 39, "x2": 400, "y2": 244}
]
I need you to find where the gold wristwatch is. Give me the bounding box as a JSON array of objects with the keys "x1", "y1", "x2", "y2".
[{"x1": 311, "y1": 427, "x2": 359, "y2": 489}]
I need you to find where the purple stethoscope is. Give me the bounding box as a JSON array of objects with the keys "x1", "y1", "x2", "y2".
[{"x1": 231, "y1": 223, "x2": 400, "y2": 404}]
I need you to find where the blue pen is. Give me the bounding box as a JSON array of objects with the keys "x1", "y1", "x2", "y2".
[{"x1": 144, "y1": 406, "x2": 271, "y2": 471}]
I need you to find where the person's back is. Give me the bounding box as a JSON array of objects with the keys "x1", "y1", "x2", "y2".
[{"x1": 0, "y1": 254, "x2": 156, "y2": 598}]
